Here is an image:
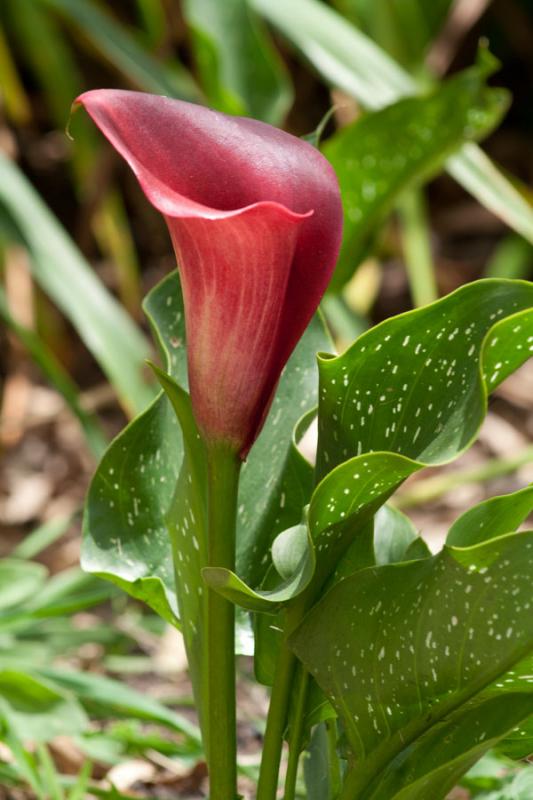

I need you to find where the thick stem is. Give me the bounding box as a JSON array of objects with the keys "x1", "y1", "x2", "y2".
[
  {"x1": 205, "y1": 444, "x2": 241, "y2": 800},
  {"x1": 283, "y1": 665, "x2": 309, "y2": 800}
]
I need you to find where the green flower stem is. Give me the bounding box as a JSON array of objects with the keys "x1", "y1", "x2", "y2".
[
  {"x1": 205, "y1": 443, "x2": 241, "y2": 800},
  {"x1": 283, "y1": 664, "x2": 309, "y2": 800},
  {"x1": 257, "y1": 602, "x2": 306, "y2": 800}
]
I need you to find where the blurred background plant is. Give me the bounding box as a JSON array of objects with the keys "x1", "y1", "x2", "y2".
[{"x1": 0, "y1": 0, "x2": 532, "y2": 797}]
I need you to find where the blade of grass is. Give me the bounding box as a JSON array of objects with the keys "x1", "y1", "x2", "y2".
[
  {"x1": 134, "y1": 0, "x2": 166, "y2": 48},
  {"x1": 12, "y1": 516, "x2": 74, "y2": 560},
  {"x1": 42, "y1": 0, "x2": 200, "y2": 101},
  {"x1": 37, "y1": 744, "x2": 64, "y2": 800},
  {"x1": 397, "y1": 187, "x2": 438, "y2": 306},
  {"x1": 66, "y1": 761, "x2": 92, "y2": 800},
  {"x1": 485, "y1": 234, "x2": 533, "y2": 280},
  {"x1": 183, "y1": 0, "x2": 292, "y2": 123},
  {"x1": 251, "y1": 0, "x2": 533, "y2": 245},
  {"x1": 3, "y1": 0, "x2": 144, "y2": 312},
  {"x1": 0, "y1": 23, "x2": 31, "y2": 124},
  {"x1": 93, "y1": 191, "x2": 142, "y2": 317},
  {"x1": 396, "y1": 445, "x2": 533, "y2": 508},
  {"x1": 3, "y1": 729, "x2": 44, "y2": 798},
  {"x1": 0, "y1": 154, "x2": 155, "y2": 416}
]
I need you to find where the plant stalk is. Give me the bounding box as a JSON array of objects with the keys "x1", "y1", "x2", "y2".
[
  {"x1": 256, "y1": 600, "x2": 307, "y2": 800},
  {"x1": 205, "y1": 444, "x2": 241, "y2": 800},
  {"x1": 256, "y1": 634, "x2": 297, "y2": 800},
  {"x1": 398, "y1": 188, "x2": 438, "y2": 308},
  {"x1": 283, "y1": 665, "x2": 310, "y2": 800}
]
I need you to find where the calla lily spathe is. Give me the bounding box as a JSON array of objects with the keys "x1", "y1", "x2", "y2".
[{"x1": 76, "y1": 90, "x2": 342, "y2": 456}]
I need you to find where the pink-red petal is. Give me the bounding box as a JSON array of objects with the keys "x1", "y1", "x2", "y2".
[{"x1": 76, "y1": 90, "x2": 342, "y2": 453}]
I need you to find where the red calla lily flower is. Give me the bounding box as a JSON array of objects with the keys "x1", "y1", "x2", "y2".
[{"x1": 76, "y1": 90, "x2": 342, "y2": 457}]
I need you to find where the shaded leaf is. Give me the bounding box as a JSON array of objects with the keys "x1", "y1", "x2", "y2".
[
  {"x1": 183, "y1": 0, "x2": 291, "y2": 123},
  {"x1": 373, "y1": 505, "x2": 421, "y2": 565},
  {"x1": 43, "y1": 0, "x2": 199, "y2": 101},
  {"x1": 0, "y1": 154, "x2": 154, "y2": 416},
  {"x1": 203, "y1": 521, "x2": 315, "y2": 613},
  {"x1": 0, "y1": 670, "x2": 88, "y2": 742},
  {"x1": 38, "y1": 667, "x2": 201, "y2": 742},
  {"x1": 82, "y1": 273, "x2": 187, "y2": 625},
  {"x1": 291, "y1": 533, "x2": 533, "y2": 799},
  {"x1": 333, "y1": 0, "x2": 453, "y2": 68}
]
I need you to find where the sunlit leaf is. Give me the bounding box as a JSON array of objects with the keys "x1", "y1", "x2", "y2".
[
  {"x1": 251, "y1": 0, "x2": 533, "y2": 247},
  {"x1": 317, "y1": 280, "x2": 533, "y2": 476},
  {"x1": 0, "y1": 561, "x2": 47, "y2": 613},
  {"x1": 447, "y1": 486, "x2": 533, "y2": 547},
  {"x1": 323, "y1": 53, "x2": 506, "y2": 288}
]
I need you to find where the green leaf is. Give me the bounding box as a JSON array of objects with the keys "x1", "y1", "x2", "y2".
[
  {"x1": 486, "y1": 234, "x2": 533, "y2": 281},
  {"x1": 153, "y1": 366, "x2": 209, "y2": 735},
  {"x1": 25, "y1": 567, "x2": 115, "y2": 618},
  {"x1": 2, "y1": 0, "x2": 84, "y2": 128},
  {"x1": 82, "y1": 272, "x2": 187, "y2": 625},
  {"x1": 308, "y1": 452, "x2": 417, "y2": 590},
  {"x1": 291, "y1": 532, "x2": 533, "y2": 800},
  {"x1": 82, "y1": 271, "x2": 329, "y2": 623},
  {"x1": 183, "y1": 0, "x2": 292, "y2": 123},
  {"x1": 304, "y1": 722, "x2": 340, "y2": 800},
  {"x1": 373, "y1": 505, "x2": 421, "y2": 565},
  {"x1": 38, "y1": 667, "x2": 201, "y2": 742},
  {"x1": 0, "y1": 560, "x2": 47, "y2": 612},
  {"x1": 203, "y1": 521, "x2": 315, "y2": 613},
  {"x1": 66, "y1": 760, "x2": 92, "y2": 800},
  {"x1": 317, "y1": 279, "x2": 533, "y2": 477},
  {"x1": 42, "y1": 0, "x2": 199, "y2": 101},
  {"x1": 496, "y1": 711, "x2": 533, "y2": 760},
  {"x1": 333, "y1": 0, "x2": 453, "y2": 68},
  {"x1": 2, "y1": 728, "x2": 44, "y2": 797},
  {"x1": 0, "y1": 154, "x2": 154, "y2": 416},
  {"x1": 251, "y1": 0, "x2": 533, "y2": 246},
  {"x1": 298, "y1": 281, "x2": 533, "y2": 603},
  {"x1": 323, "y1": 60, "x2": 508, "y2": 289},
  {"x1": 236, "y1": 323, "x2": 328, "y2": 588},
  {"x1": 447, "y1": 486, "x2": 533, "y2": 547},
  {"x1": 483, "y1": 307, "x2": 533, "y2": 392},
  {"x1": 0, "y1": 670, "x2": 88, "y2": 742}
]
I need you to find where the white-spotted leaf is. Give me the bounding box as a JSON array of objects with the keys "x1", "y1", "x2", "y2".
[{"x1": 291, "y1": 532, "x2": 533, "y2": 799}]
